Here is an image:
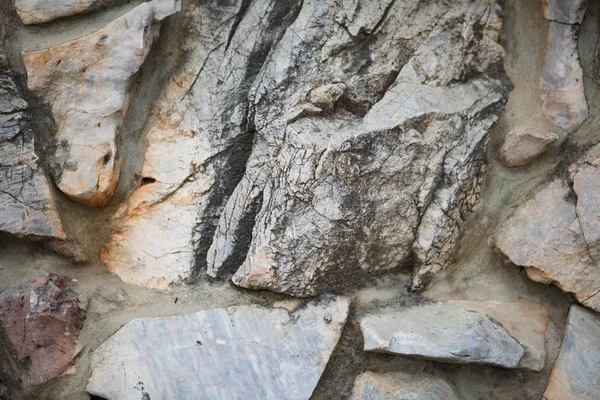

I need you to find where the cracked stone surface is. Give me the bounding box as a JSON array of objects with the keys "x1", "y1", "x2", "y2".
[
  {"x1": 0, "y1": 274, "x2": 85, "y2": 385},
  {"x1": 350, "y1": 371, "x2": 460, "y2": 400},
  {"x1": 87, "y1": 296, "x2": 349, "y2": 400},
  {"x1": 22, "y1": 0, "x2": 180, "y2": 207},
  {"x1": 357, "y1": 301, "x2": 536, "y2": 368},
  {"x1": 540, "y1": 0, "x2": 589, "y2": 132},
  {"x1": 543, "y1": 305, "x2": 600, "y2": 400},
  {"x1": 101, "y1": 0, "x2": 302, "y2": 289},
  {"x1": 496, "y1": 144, "x2": 600, "y2": 311},
  {"x1": 0, "y1": 17, "x2": 66, "y2": 242},
  {"x1": 14, "y1": 0, "x2": 127, "y2": 25},
  {"x1": 207, "y1": 0, "x2": 507, "y2": 297},
  {"x1": 499, "y1": 126, "x2": 558, "y2": 167}
]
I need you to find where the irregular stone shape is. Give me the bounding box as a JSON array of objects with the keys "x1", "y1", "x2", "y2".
[
  {"x1": 350, "y1": 371, "x2": 460, "y2": 400},
  {"x1": 499, "y1": 126, "x2": 558, "y2": 167},
  {"x1": 542, "y1": 0, "x2": 589, "y2": 24},
  {"x1": 0, "y1": 274, "x2": 85, "y2": 385},
  {"x1": 23, "y1": 0, "x2": 181, "y2": 207},
  {"x1": 572, "y1": 145, "x2": 600, "y2": 263},
  {"x1": 452, "y1": 300, "x2": 549, "y2": 370},
  {"x1": 0, "y1": 17, "x2": 66, "y2": 242},
  {"x1": 100, "y1": 0, "x2": 303, "y2": 289},
  {"x1": 208, "y1": 0, "x2": 507, "y2": 296},
  {"x1": 496, "y1": 178, "x2": 600, "y2": 311},
  {"x1": 87, "y1": 297, "x2": 349, "y2": 399},
  {"x1": 309, "y1": 83, "x2": 346, "y2": 108},
  {"x1": 15, "y1": 0, "x2": 126, "y2": 24},
  {"x1": 540, "y1": 22, "x2": 588, "y2": 132},
  {"x1": 358, "y1": 302, "x2": 525, "y2": 368},
  {"x1": 543, "y1": 305, "x2": 600, "y2": 400}
]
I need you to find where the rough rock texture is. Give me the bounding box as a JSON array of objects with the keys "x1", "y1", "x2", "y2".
[
  {"x1": 540, "y1": 0, "x2": 589, "y2": 132},
  {"x1": 350, "y1": 371, "x2": 460, "y2": 400},
  {"x1": 0, "y1": 21, "x2": 66, "y2": 241},
  {"x1": 14, "y1": 0, "x2": 125, "y2": 24},
  {"x1": 543, "y1": 0, "x2": 589, "y2": 24},
  {"x1": 543, "y1": 305, "x2": 600, "y2": 400},
  {"x1": 358, "y1": 302, "x2": 531, "y2": 368},
  {"x1": 0, "y1": 274, "x2": 85, "y2": 385},
  {"x1": 100, "y1": 0, "x2": 303, "y2": 289},
  {"x1": 496, "y1": 144, "x2": 600, "y2": 311},
  {"x1": 23, "y1": 0, "x2": 180, "y2": 207},
  {"x1": 207, "y1": 0, "x2": 507, "y2": 296},
  {"x1": 499, "y1": 126, "x2": 558, "y2": 167},
  {"x1": 87, "y1": 297, "x2": 349, "y2": 399}
]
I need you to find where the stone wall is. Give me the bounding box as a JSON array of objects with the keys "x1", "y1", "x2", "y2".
[{"x1": 0, "y1": 0, "x2": 599, "y2": 399}]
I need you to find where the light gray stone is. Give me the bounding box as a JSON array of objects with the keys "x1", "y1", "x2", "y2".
[
  {"x1": 540, "y1": 7, "x2": 588, "y2": 132},
  {"x1": 543, "y1": 305, "x2": 600, "y2": 400},
  {"x1": 496, "y1": 169, "x2": 600, "y2": 311},
  {"x1": 87, "y1": 297, "x2": 349, "y2": 400},
  {"x1": 208, "y1": 0, "x2": 507, "y2": 296},
  {"x1": 359, "y1": 302, "x2": 526, "y2": 368},
  {"x1": 0, "y1": 17, "x2": 65, "y2": 242},
  {"x1": 23, "y1": 0, "x2": 181, "y2": 207},
  {"x1": 350, "y1": 371, "x2": 460, "y2": 400},
  {"x1": 499, "y1": 126, "x2": 558, "y2": 167},
  {"x1": 14, "y1": 0, "x2": 126, "y2": 24}
]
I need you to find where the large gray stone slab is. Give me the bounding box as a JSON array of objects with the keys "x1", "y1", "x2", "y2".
[
  {"x1": 543, "y1": 305, "x2": 600, "y2": 400},
  {"x1": 87, "y1": 297, "x2": 349, "y2": 400},
  {"x1": 358, "y1": 302, "x2": 532, "y2": 368},
  {"x1": 208, "y1": 0, "x2": 507, "y2": 296}
]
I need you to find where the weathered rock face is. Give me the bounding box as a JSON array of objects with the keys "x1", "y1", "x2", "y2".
[
  {"x1": 350, "y1": 371, "x2": 460, "y2": 400},
  {"x1": 499, "y1": 126, "x2": 558, "y2": 167},
  {"x1": 14, "y1": 0, "x2": 125, "y2": 24},
  {"x1": 0, "y1": 15, "x2": 67, "y2": 244},
  {"x1": 207, "y1": 0, "x2": 507, "y2": 297},
  {"x1": 87, "y1": 297, "x2": 349, "y2": 399},
  {"x1": 358, "y1": 301, "x2": 549, "y2": 369},
  {"x1": 0, "y1": 274, "x2": 85, "y2": 385},
  {"x1": 100, "y1": 0, "x2": 302, "y2": 289},
  {"x1": 543, "y1": 305, "x2": 600, "y2": 400},
  {"x1": 540, "y1": 0, "x2": 589, "y2": 132},
  {"x1": 23, "y1": 0, "x2": 180, "y2": 207},
  {"x1": 496, "y1": 144, "x2": 600, "y2": 311}
]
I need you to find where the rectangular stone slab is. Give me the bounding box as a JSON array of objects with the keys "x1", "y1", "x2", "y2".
[{"x1": 87, "y1": 297, "x2": 349, "y2": 400}]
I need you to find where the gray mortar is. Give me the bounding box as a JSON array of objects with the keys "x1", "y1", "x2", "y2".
[{"x1": 0, "y1": 0, "x2": 598, "y2": 399}]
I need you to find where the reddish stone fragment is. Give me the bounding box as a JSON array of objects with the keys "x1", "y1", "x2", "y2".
[{"x1": 0, "y1": 274, "x2": 85, "y2": 385}]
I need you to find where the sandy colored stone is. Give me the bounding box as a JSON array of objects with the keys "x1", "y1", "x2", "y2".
[
  {"x1": 14, "y1": 0, "x2": 126, "y2": 25},
  {"x1": 359, "y1": 302, "x2": 525, "y2": 368},
  {"x1": 350, "y1": 371, "x2": 460, "y2": 400},
  {"x1": 87, "y1": 297, "x2": 349, "y2": 399},
  {"x1": 309, "y1": 83, "x2": 346, "y2": 108},
  {"x1": 0, "y1": 274, "x2": 85, "y2": 385},
  {"x1": 496, "y1": 179, "x2": 600, "y2": 311},
  {"x1": 540, "y1": 22, "x2": 588, "y2": 133},
  {"x1": 543, "y1": 305, "x2": 600, "y2": 400},
  {"x1": 23, "y1": 0, "x2": 180, "y2": 207},
  {"x1": 500, "y1": 126, "x2": 558, "y2": 167},
  {"x1": 101, "y1": 0, "x2": 301, "y2": 289}
]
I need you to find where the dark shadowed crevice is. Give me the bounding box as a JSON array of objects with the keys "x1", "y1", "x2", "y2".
[{"x1": 190, "y1": 0, "x2": 304, "y2": 280}]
